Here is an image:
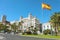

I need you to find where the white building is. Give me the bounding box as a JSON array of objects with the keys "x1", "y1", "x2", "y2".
[
  {"x1": 19, "y1": 13, "x2": 40, "y2": 31},
  {"x1": 42, "y1": 22, "x2": 55, "y2": 32}
]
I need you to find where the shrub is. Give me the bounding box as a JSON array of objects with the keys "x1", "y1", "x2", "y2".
[
  {"x1": 43, "y1": 29, "x2": 51, "y2": 35},
  {"x1": 22, "y1": 29, "x2": 32, "y2": 35}
]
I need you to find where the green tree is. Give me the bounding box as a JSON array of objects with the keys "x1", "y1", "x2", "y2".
[
  {"x1": 0, "y1": 23, "x2": 3, "y2": 32},
  {"x1": 18, "y1": 21, "x2": 24, "y2": 30},
  {"x1": 0, "y1": 23, "x2": 9, "y2": 33},
  {"x1": 50, "y1": 12, "x2": 60, "y2": 36},
  {"x1": 11, "y1": 23, "x2": 17, "y2": 33}
]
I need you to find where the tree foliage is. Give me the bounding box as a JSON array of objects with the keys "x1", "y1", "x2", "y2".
[{"x1": 50, "y1": 12, "x2": 60, "y2": 36}]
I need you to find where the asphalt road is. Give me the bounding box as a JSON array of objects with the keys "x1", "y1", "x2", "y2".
[{"x1": 0, "y1": 33, "x2": 56, "y2": 40}]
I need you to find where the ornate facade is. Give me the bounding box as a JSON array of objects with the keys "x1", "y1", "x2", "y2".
[{"x1": 20, "y1": 13, "x2": 40, "y2": 31}]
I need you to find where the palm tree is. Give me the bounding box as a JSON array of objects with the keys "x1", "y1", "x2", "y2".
[
  {"x1": 50, "y1": 12, "x2": 60, "y2": 36},
  {"x1": 18, "y1": 21, "x2": 24, "y2": 30},
  {"x1": 11, "y1": 23, "x2": 17, "y2": 33}
]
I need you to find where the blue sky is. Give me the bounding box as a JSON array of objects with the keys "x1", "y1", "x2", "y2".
[{"x1": 0, "y1": 0, "x2": 60, "y2": 23}]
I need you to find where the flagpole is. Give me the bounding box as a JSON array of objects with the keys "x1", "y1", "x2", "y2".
[
  {"x1": 42, "y1": 0, "x2": 52, "y2": 34},
  {"x1": 42, "y1": 0, "x2": 45, "y2": 21},
  {"x1": 42, "y1": 0, "x2": 44, "y2": 33},
  {"x1": 50, "y1": 10, "x2": 53, "y2": 35}
]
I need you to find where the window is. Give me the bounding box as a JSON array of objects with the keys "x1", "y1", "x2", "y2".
[
  {"x1": 44, "y1": 26, "x2": 45, "y2": 28},
  {"x1": 47, "y1": 25, "x2": 49, "y2": 28}
]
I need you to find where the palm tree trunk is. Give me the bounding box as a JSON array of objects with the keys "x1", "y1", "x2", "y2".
[{"x1": 55, "y1": 23, "x2": 58, "y2": 36}]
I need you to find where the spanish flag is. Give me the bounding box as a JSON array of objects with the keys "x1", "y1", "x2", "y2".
[{"x1": 42, "y1": 3, "x2": 51, "y2": 10}]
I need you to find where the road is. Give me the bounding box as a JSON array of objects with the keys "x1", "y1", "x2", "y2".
[{"x1": 0, "y1": 33, "x2": 56, "y2": 40}]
